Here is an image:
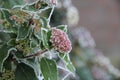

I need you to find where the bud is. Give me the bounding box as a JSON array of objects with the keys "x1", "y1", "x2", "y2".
[{"x1": 50, "y1": 28, "x2": 72, "y2": 53}]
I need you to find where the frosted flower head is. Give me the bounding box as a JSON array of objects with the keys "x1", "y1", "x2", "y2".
[{"x1": 50, "y1": 28, "x2": 72, "y2": 53}]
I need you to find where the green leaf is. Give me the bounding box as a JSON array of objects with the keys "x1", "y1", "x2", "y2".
[
  {"x1": 0, "y1": 9, "x2": 18, "y2": 33},
  {"x1": 40, "y1": 17, "x2": 48, "y2": 28},
  {"x1": 15, "y1": 63, "x2": 38, "y2": 80},
  {"x1": 20, "y1": 58, "x2": 41, "y2": 77},
  {"x1": 0, "y1": 44, "x2": 10, "y2": 72},
  {"x1": 39, "y1": 8, "x2": 51, "y2": 18},
  {"x1": 0, "y1": 9, "x2": 14, "y2": 24},
  {"x1": 34, "y1": 27, "x2": 41, "y2": 40},
  {"x1": 41, "y1": 28, "x2": 50, "y2": 49},
  {"x1": 0, "y1": 32, "x2": 10, "y2": 43},
  {"x1": 47, "y1": 30, "x2": 52, "y2": 42},
  {"x1": 0, "y1": 0, "x2": 24, "y2": 9},
  {"x1": 7, "y1": 39, "x2": 16, "y2": 47},
  {"x1": 8, "y1": 33, "x2": 17, "y2": 38},
  {"x1": 30, "y1": 35, "x2": 39, "y2": 48},
  {"x1": 15, "y1": 51, "x2": 24, "y2": 58},
  {"x1": 3, "y1": 55, "x2": 12, "y2": 71},
  {"x1": 40, "y1": 17, "x2": 50, "y2": 49},
  {"x1": 40, "y1": 57, "x2": 58, "y2": 80},
  {"x1": 56, "y1": 25, "x2": 67, "y2": 32},
  {"x1": 58, "y1": 53, "x2": 75, "y2": 73},
  {"x1": 16, "y1": 22, "x2": 30, "y2": 40},
  {"x1": 34, "y1": 17, "x2": 48, "y2": 40},
  {"x1": 22, "y1": 0, "x2": 48, "y2": 11},
  {"x1": 5, "y1": 27, "x2": 18, "y2": 33},
  {"x1": 30, "y1": 35, "x2": 41, "y2": 54}
]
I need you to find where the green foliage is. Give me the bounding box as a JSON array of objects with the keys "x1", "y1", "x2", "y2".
[
  {"x1": 16, "y1": 22, "x2": 30, "y2": 40},
  {"x1": 0, "y1": 0, "x2": 74, "y2": 80},
  {"x1": 0, "y1": 44, "x2": 10, "y2": 72},
  {"x1": 58, "y1": 53, "x2": 75, "y2": 73},
  {"x1": 15, "y1": 63, "x2": 38, "y2": 80},
  {"x1": 0, "y1": 0, "x2": 24, "y2": 9},
  {"x1": 40, "y1": 57, "x2": 58, "y2": 80}
]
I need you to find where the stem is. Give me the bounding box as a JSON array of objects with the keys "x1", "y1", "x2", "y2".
[
  {"x1": 10, "y1": 50, "x2": 21, "y2": 63},
  {"x1": 62, "y1": 73, "x2": 71, "y2": 80},
  {"x1": 47, "y1": 6, "x2": 55, "y2": 24},
  {"x1": 57, "y1": 66, "x2": 72, "y2": 73},
  {"x1": 24, "y1": 49, "x2": 48, "y2": 59}
]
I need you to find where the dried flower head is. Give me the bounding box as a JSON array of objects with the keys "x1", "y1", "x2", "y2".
[{"x1": 50, "y1": 28, "x2": 72, "y2": 53}]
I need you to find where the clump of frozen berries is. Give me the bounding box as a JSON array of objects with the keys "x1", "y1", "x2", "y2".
[{"x1": 50, "y1": 28, "x2": 72, "y2": 53}]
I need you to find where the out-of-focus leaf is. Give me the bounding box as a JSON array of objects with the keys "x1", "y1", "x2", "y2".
[
  {"x1": 76, "y1": 67, "x2": 94, "y2": 80},
  {"x1": 15, "y1": 63, "x2": 38, "y2": 80},
  {"x1": 40, "y1": 57, "x2": 58, "y2": 80}
]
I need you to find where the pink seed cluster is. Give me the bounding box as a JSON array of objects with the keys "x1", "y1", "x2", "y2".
[{"x1": 50, "y1": 28, "x2": 72, "y2": 53}]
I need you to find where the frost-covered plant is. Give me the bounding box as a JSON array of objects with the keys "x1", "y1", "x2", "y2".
[{"x1": 0, "y1": 0, "x2": 75, "y2": 80}]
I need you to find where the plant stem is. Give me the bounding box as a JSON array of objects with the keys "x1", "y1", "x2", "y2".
[{"x1": 23, "y1": 49, "x2": 48, "y2": 59}]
